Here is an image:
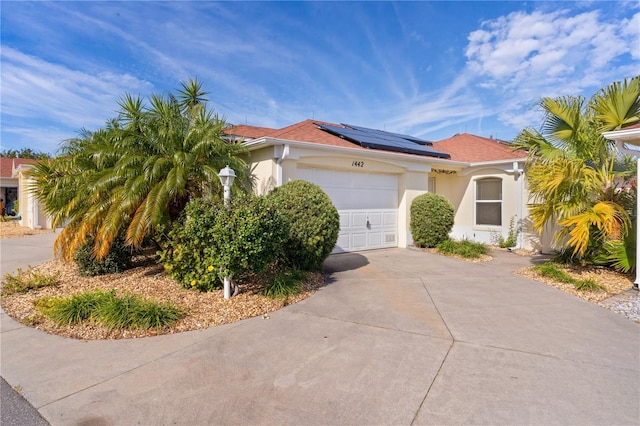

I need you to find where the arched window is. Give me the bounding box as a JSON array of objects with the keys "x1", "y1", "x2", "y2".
[{"x1": 476, "y1": 178, "x2": 502, "y2": 226}]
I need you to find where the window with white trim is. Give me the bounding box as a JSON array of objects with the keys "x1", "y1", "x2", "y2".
[{"x1": 475, "y1": 178, "x2": 502, "y2": 226}]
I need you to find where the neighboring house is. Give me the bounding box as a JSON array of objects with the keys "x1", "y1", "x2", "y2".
[
  {"x1": 603, "y1": 123, "x2": 640, "y2": 289},
  {"x1": 0, "y1": 157, "x2": 52, "y2": 229},
  {"x1": 226, "y1": 120, "x2": 551, "y2": 253}
]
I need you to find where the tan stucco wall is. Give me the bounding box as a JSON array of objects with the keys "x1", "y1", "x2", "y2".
[
  {"x1": 247, "y1": 142, "x2": 435, "y2": 249},
  {"x1": 246, "y1": 142, "x2": 542, "y2": 251},
  {"x1": 398, "y1": 171, "x2": 429, "y2": 247},
  {"x1": 430, "y1": 167, "x2": 541, "y2": 251},
  {"x1": 15, "y1": 167, "x2": 52, "y2": 230}
]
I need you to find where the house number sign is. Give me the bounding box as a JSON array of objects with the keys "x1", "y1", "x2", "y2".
[{"x1": 352, "y1": 161, "x2": 364, "y2": 168}]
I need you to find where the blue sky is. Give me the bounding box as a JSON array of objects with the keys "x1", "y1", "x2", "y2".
[{"x1": 1, "y1": 1, "x2": 638, "y2": 155}]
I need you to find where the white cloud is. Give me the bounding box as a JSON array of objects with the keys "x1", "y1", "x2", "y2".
[{"x1": 465, "y1": 9, "x2": 640, "y2": 134}]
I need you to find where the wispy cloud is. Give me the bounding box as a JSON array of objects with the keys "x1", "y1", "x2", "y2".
[
  {"x1": 1, "y1": 46, "x2": 151, "y2": 153},
  {"x1": 1, "y1": 2, "x2": 637, "y2": 151}
]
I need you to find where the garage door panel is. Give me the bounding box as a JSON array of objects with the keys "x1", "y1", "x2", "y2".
[
  {"x1": 368, "y1": 212, "x2": 382, "y2": 226},
  {"x1": 368, "y1": 232, "x2": 383, "y2": 247},
  {"x1": 384, "y1": 231, "x2": 397, "y2": 245},
  {"x1": 336, "y1": 233, "x2": 350, "y2": 252},
  {"x1": 352, "y1": 233, "x2": 367, "y2": 249},
  {"x1": 352, "y1": 213, "x2": 367, "y2": 227},
  {"x1": 339, "y1": 212, "x2": 351, "y2": 228},
  {"x1": 383, "y1": 212, "x2": 397, "y2": 226}
]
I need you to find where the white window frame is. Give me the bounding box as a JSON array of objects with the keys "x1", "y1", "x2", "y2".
[{"x1": 475, "y1": 177, "x2": 502, "y2": 227}]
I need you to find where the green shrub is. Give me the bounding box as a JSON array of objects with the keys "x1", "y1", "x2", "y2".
[
  {"x1": 160, "y1": 198, "x2": 221, "y2": 291},
  {"x1": 492, "y1": 216, "x2": 519, "y2": 248},
  {"x1": 573, "y1": 278, "x2": 605, "y2": 292},
  {"x1": 533, "y1": 262, "x2": 605, "y2": 292},
  {"x1": 161, "y1": 195, "x2": 287, "y2": 291},
  {"x1": 73, "y1": 236, "x2": 132, "y2": 276},
  {"x1": 38, "y1": 290, "x2": 113, "y2": 325},
  {"x1": 410, "y1": 193, "x2": 454, "y2": 248},
  {"x1": 2, "y1": 268, "x2": 59, "y2": 296},
  {"x1": 38, "y1": 290, "x2": 185, "y2": 330},
  {"x1": 260, "y1": 269, "x2": 306, "y2": 298},
  {"x1": 533, "y1": 263, "x2": 575, "y2": 284},
  {"x1": 267, "y1": 180, "x2": 340, "y2": 271},
  {"x1": 436, "y1": 239, "x2": 489, "y2": 259}
]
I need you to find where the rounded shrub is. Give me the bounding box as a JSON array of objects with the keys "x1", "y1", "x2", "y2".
[
  {"x1": 410, "y1": 193, "x2": 454, "y2": 248},
  {"x1": 73, "y1": 236, "x2": 132, "y2": 276},
  {"x1": 160, "y1": 195, "x2": 287, "y2": 291},
  {"x1": 267, "y1": 180, "x2": 340, "y2": 271}
]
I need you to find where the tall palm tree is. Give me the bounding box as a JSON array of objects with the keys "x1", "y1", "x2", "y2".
[
  {"x1": 513, "y1": 76, "x2": 640, "y2": 257},
  {"x1": 32, "y1": 79, "x2": 249, "y2": 260}
]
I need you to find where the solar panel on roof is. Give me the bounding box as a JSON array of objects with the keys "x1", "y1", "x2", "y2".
[
  {"x1": 343, "y1": 123, "x2": 434, "y2": 146},
  {"x1": 315, "y1": 123, "x2": 450, "y2": 159}
]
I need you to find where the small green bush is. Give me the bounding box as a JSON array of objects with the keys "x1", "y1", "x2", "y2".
[
  {"x1": 161, "y1": 195, "x2": 288, "y2": 291},
  {"x1": 74, "y1": 236, "x2": 132, "y2": 277},
  {"x1": 533, "y1": 263, "x2": 575, "y2": 284},
  {"x1": 260, "y1": 269, "x2": 306, "y2": 298},
  {"x1": 410, "y1": 193, "x2": 454, "y2": 248},
  {"x1": 436, "y1": 239, "x2": 488, "y2": 259},
  {"x1": 2, "y1": 268, "x2": 59, "y2": 296},
  {"x1": 573, "y1": 278, "x2": 605, "y2": 292},
  {"x1": 37, "y1": 290, "x2": 185, "y2": 330},
  {"x1": 267, "y1": 180, "x2": 340, "y2": 271},
  {"x1": 533, "y1": 262, "x2": 605, "y2": 292},
  {"x1": 492, "y1": 216, "x2": 519, "y2": 248},
  {"x1": 38, "y1": 291, "x2": 113, "y2": 325}
]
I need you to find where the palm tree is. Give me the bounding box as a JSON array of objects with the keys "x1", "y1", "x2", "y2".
[
  {"x1": 32, "y1": 79, "x2": 249, "y2": 260},
  {"x1": 514, "y1": 76, "x2": 640, "y2": 258}
]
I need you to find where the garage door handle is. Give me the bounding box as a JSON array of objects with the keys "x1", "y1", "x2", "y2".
[{"x1": 366, "y1": 219, "x2": 371, "y2": 229}]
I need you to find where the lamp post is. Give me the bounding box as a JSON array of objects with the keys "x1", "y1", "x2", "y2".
[
  {"x1": 218, "y1": 165, "x2": 236, "y2": 207},
  {"x1": 218, "y1": 165, "x2": 236, "y2": 299}
]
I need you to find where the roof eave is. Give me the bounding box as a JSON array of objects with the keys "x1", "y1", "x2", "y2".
[
  {"x1": 243, "y1": 137, "x2": 468, "y2": 167},
  {"x1": 604, "y1": 128, "x2": 640, "y2": 145}
]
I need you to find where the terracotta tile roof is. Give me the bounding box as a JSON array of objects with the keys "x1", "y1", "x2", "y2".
[
  {"x1": 227, "y1": 120, "x2": 526, "y2": 163},
  {"x1": 224, "y1": 124, "x2": 279, "y2": 139},
  {"x1": 431, "y1": 133, "x2": 527, "y2": 162},
  {"x1": 0, "y1": 157, "x2": 38, "y2": 178},
  {"x1": 227, "y1": 120, "x2": 372, "y2": 150}
]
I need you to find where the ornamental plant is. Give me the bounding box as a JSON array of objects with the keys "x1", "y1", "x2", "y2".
[
  {"x1": 73, "y1": 236, "x2": 132, "y2": 276},
  {"x1": 160, "y1": 195, "x2": 287, "y2": 291},
  {"x1": 267, "y1": 180, "x2": 340, "y2": 270},
  {"x1": 410, "y1": 193, "x2": 454, "y2": 248}
]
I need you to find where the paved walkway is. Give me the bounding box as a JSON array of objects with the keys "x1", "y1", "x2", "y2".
[{"x1": 1, "y1": 235, "x2": 638, "y2": 425}]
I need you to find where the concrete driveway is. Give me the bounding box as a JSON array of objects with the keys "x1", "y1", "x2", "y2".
[{"x1": 1, "y1": 236, "x2": 638, "y2": 425}]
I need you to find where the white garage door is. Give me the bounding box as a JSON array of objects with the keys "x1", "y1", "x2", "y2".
[{"x1": 297, "y1": 167, "x2": 398, "y2": 252}]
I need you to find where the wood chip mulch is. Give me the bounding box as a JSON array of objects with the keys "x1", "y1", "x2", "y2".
[
  {"x1": 414, "y1": 246, "x2": 493, "y2": 263},
  {"x1": 0, "y1": 222, "x2": 53, "y2": 239},
  {"x1": 416, "y1": 244, "x2": 635, "y2": 306},
  {"x1": 1, "y1": 258, "x2": 324, "y2": 340},
  {"x1": 515, "y1": 263, "x2": 634, "y2": 303}
]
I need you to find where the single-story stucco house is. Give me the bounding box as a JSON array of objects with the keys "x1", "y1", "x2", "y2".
[
  {"x1": 0, "y1": 157, "x2": 52, "y2": 229},
  {"x1": 226, "y1": 119, "x2": 554, "y2": 254},
  {"x1": 603, "y1": 123, "x2": 640, "y2": 289}
]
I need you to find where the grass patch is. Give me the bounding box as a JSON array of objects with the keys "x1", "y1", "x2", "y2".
[
  {"x1": 37, "y1": 290, "x2": 186, "y2": 330},
  {"x1": 2, "y1": 268, "x2": 59, "y2": 296},
  {"x1": 436, "y1": 239, "x2": 489, "y2": 259},
  {"x1": 260, "y1": 269, "x2": 306, "y2": 298},
  {"x1": 533, "y1": 262, "x2": 605, "y2": 292}
]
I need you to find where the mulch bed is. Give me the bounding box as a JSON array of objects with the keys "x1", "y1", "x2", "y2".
[{"x1": 1, "y1": 257, "x2": 324, "y2": 340}]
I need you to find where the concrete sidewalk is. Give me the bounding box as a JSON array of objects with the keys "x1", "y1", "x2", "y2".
[{"x1": 1, "y1": 241, "x2": 638, "y2": 425}]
